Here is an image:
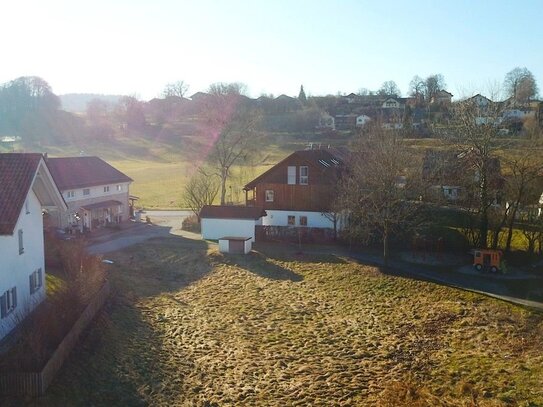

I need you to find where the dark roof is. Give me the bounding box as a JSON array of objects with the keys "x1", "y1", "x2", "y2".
[
  {"x1": 47, "y1": 156, "x2": 133, "y2": 190},
  {"x1": 0, "y1": 153, "x2": 43, "y2": 235},
  {"x1": 81, "y1": 200, "x2": 122, "y2": 210},
  {"x1": 218, "y1": 236, "x2": 252, "y2": 241},
  {"x1": 436, "y1": 90, "x2": 453, "y2": 97},
  {"x1": 200, "y1": 205, "x2": 266, "y2": 220},
  {"x1": 244, "y1": 149, "x2": 346, "y2": 190}
]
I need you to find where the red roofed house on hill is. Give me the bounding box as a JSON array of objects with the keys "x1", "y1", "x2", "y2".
[
  {"x1": 46, "y1": 156, "x2": 133, "y2": 232},
  {"x1": 0, "y1": 153, "x2": 66, "y2": 341}
]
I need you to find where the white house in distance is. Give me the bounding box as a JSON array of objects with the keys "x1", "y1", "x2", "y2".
[
  {"x1": 46, "y1": 156, "x2": 133, "y2": 232},
  {"x1": 0, "y1": 153, "x2": 66, "y2": 341},
  {"x1": 200, "y1": 205, "x2": 266, "y2": 243},
  {"x1": 356, "y1": 114, "x2": 371, "y2": 127}
]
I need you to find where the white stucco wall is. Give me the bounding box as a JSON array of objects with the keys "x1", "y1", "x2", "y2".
[
  {"x1": 218, "y1": 239, "x2": 229, "y2": 252},
  {"x1": 201, "y1": 218, "x2": 261, "y2": 242},
  {"x1": 262, "y1": 210, "x2": 337, "y2": 229},
  {"x1": 51, "y1": 182, "x2": 131, "y2": 229},
  {"x1": 0, "y1": 189, "x2": 46, "y2": 340},
  {"x1": 218, "y1": 238, "x2": 252, "y2": 254}
]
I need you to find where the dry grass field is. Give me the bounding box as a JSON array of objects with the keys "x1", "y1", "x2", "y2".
[{"x1": 33, "y1": 238, "x2": 543, "y2": 406}]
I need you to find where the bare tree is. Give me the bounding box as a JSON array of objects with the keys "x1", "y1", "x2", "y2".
[
  {"x1": 163, "y1": 80, "x2": 189, "y2": 98},
  {"x1": 504, "y1": 67, "x2": 539, "y2": 103},
  {"x1": 501, "y1": 150, "x2": 543, "y2": 251},
  {"x1": 184, "y1": 167, "x2": 220, "y2": 221},
  {"x1": 408, "y1": 75, "x2": 425, "y2": 101},
  {"x1": 425, "y1": 74, "x2": 446, "y2": 102},
  {"x1": 208, "y1": 82, "x2": 247, "y2": 96},
  {"x1": 446, "y1": 98, "x2": 504, "y2": 248},
  {"x1": 521, "y1": 212, "x2": 543, "y2": 255},
  {"x1": 336, "y1": 125, "x2": 424, "y2": 265},
  {"x1": 203, "y1": 94, "x2": 262, "y2": 204},
  {"x1": 378, "y1": 81, "x2": 401, "y2": 97},
  {"x1": 115, "y1": 96, "x2": 146, "y2": 131}
]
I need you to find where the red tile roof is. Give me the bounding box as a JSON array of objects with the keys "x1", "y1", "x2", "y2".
[
  {"x1": 47, "y1": 156, "x2": 133, "y2": 190},
  {"x1": 200, "y1": 205, "x2": 266, "y2": 220},
  {"x1": 0, "y1": 153, "x2": 43, "y2": 235}
]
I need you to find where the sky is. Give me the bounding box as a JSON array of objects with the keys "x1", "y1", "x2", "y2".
[{"x1": 1, "y1": 0, "x2": 542, "y2": 101}]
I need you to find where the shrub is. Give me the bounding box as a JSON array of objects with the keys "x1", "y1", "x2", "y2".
[
  {"x1": 182, "y1": 214, "x2": 201, "y2": 233},
  {"x1": 0, "y1": 240, "x2": 106, "y2": 371}
]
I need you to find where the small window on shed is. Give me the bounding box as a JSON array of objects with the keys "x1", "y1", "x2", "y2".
[
  {"x1": 287, "y1": 215, "x2": 295, "y2": 225},
  {"x1": 265, "y1": 190, "x2": 274, "y2": 202},
  {"x1": 299, "y1": 216, "x2": 308, "y2": 226}
]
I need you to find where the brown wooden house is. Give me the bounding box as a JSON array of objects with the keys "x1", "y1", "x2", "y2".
[{"x1": 243, "y1": 148, "x2": 347, "y2": 230}]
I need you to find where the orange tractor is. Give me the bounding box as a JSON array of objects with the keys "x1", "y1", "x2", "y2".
[{"x1": 473, "y1": 249, "x2": 503, "y2": 273}]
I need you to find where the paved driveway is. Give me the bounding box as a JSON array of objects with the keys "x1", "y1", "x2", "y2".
[{"x1": 87, "y1": 210, "x2": 199, "y2": 255}]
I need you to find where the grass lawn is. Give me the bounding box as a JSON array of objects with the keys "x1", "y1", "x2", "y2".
[{"x1": 36, "y1": 238, "x2": 543, "y2": 406}]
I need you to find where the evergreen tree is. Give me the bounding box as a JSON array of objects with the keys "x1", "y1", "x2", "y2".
[{"x1": 298, "y1": 85, "x2": 307, "y2": 104}]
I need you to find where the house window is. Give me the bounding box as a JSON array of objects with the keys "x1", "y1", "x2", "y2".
[
  {"x1": 299, "y1": 166, "x2": 308, "y2": 185},
  {"x1": 29, "y1": 269, "x2": 43, "y2": 294},
  {"x1": 18, "y1": 229, "x2": 24, "y2": 254},
  {"x1": 287, "y1": 166, "x2": 296, "y2": 185},
  {"x1": 0, "y1": 287, "x2": 17, "y2": 318},
  {"x1": 25, "y1": 200, "x2": 30, "y2": 214},
  {"x1": 287, "y1": 215, "x2": 295, "y2": 225},
  {"x1": 299, "y1": 216, "x2": 308, "y2": 226},
  {"x1": 265, "y1": 190, "x2": 274, "y2": 202},
  {"x1": 117, "y1": 184, "x2": 122, "y2": 192},
  {"x1": 83, "y1": 188, "x2": 90, "y2": 196},
  {"x1": 104, "y1": 186, "x2": 110, "y2": 193},
  {"x1": 67, "y1": 190, "x2": 75, "y2": 198}
]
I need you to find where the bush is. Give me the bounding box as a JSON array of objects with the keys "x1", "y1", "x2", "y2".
[
  {"x1": 182, "y1": 214, "x2": 201, "y2": 233},
  {"x1": 0, "y1": 240, "x2": 106, "y2": 371}
]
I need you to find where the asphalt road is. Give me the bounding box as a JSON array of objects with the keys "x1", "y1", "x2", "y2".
[{"x1": 87, "y1": 211, "x2": 199, "y2": 255}]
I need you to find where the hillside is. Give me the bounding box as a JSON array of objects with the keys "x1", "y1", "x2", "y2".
[{"x1": 59, "y1": 93, "x2": 124, "y2": 112}]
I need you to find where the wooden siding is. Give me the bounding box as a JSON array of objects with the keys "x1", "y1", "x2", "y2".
[
  {"x1": 250, "y1": 183, "x2": 335, "y2": 211},
  {"x1": 246, "y1": 153, "x2": 340, "y2": 187}
]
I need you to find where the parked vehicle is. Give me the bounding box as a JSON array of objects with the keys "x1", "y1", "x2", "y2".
[{"x1": 473, "y1": 249, "x2": 502, "y2": 273}]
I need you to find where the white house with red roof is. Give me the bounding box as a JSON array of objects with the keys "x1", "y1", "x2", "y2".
[
  {"x1": 0, "y1": 153, "x2": 66, "y2": 341},
  {"x1": 46, "y1": 156, "x2": 133, "y2": 232},
  {"x1": 200, "y1": 205, "x2": 266, "y2": 242}
]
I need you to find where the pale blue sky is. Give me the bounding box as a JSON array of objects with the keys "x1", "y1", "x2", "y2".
[{"x1": 1, "y1": 0, "x2": 542, "y2": 100}]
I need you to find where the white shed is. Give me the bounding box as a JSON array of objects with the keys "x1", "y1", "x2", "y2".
[
  {"x1": 200, "y1": 205, "x2": 267, "y2": 242},
  {"x1": 218, "y1": 237, "x2": 252, "y2": 254}
]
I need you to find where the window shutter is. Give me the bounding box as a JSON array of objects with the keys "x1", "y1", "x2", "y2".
[
  {"x1": 12, "y1": 287, "x2": 17, "y2": 308},
  {"x1": 30, "y1": 274, "x2": 35, "y2": 294},
  {"x1": 287, "y1": 166, "x2": 296, "y2": 185},
  {"x1": 38, "y1": 268, "x2": 42, "y2": 288},
  {"x1": 18, "y1": 229, "x2": 24, "y2": 254},
  {"x1": 0, "y1": 294, "x2": 6, "y2": 318}
]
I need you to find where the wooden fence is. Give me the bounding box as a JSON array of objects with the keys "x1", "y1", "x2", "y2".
[
  {"x1": 256, "y1": 225, "x2": 336, "y2": 243},
  {"x1": 0, "y1": 280, "x2": 111, "y2": 397}
]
